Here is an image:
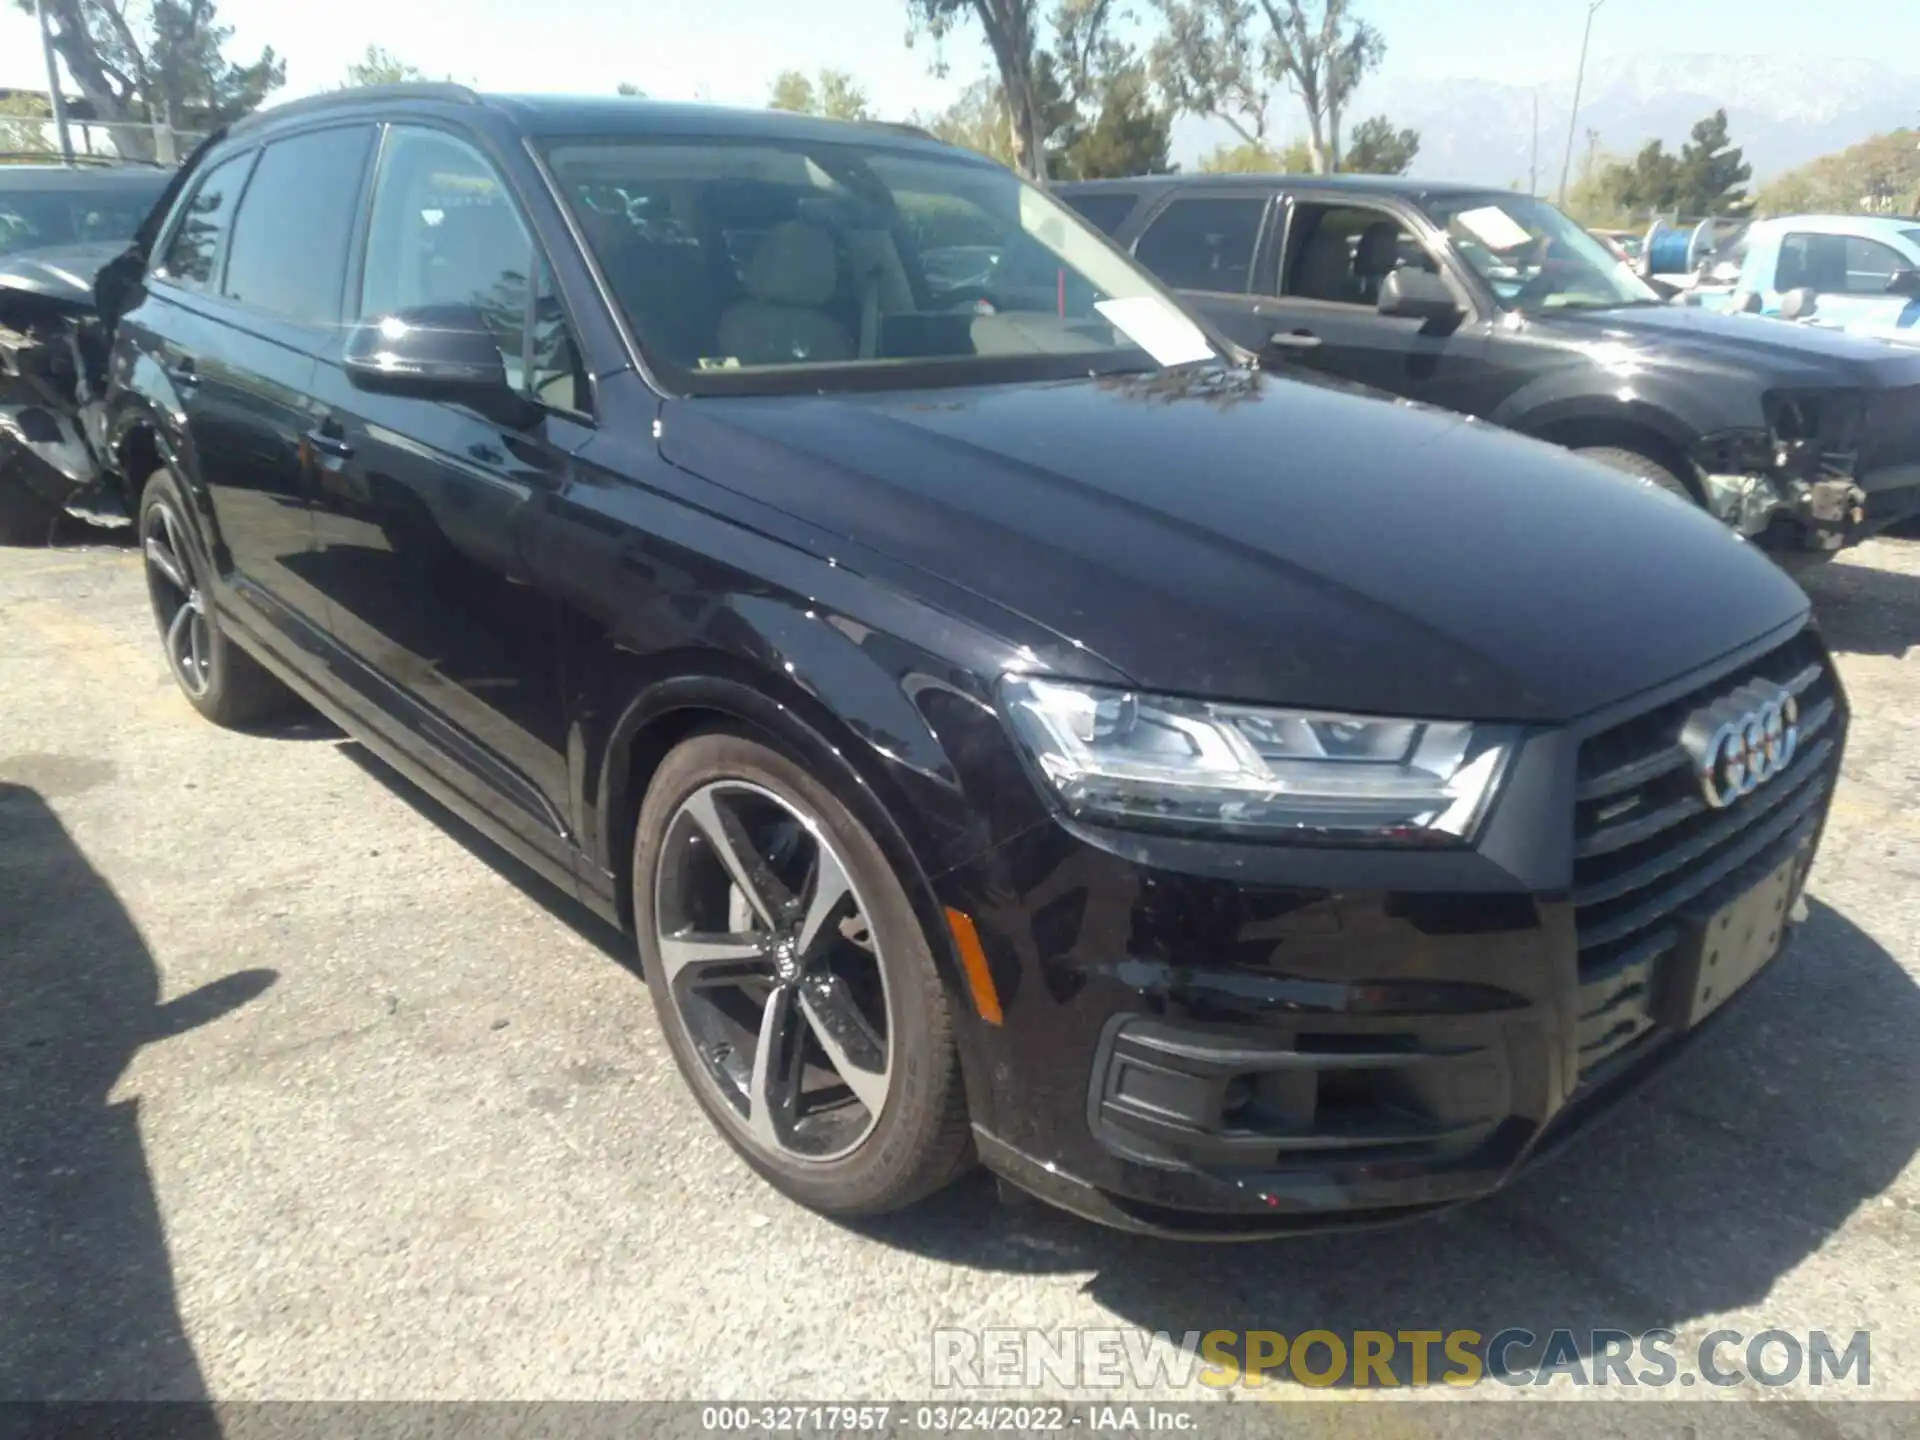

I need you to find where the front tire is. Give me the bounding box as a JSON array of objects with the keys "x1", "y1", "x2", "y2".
[
  {"x1": 139, "y1": 468, "x2": 298, "y2": 727},
  {"x1": 633, "y1": 729, "x2": 973, "y2": 1217},
  {"x1": 1574, "y1": 445, "x2": 1698, "y2": 504}
]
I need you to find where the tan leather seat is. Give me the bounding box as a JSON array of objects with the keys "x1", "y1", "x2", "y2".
[{"x1": 716, "y1": 221, "x2": 854, "y2": 365}]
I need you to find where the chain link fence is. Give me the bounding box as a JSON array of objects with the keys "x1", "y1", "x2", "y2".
[{"x1": 0, "y1": 116, "x2": 207, "y2": 166}]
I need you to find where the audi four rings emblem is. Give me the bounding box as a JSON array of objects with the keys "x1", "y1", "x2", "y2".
[{"x1": 1681, "y1": 680, "x2": 1800, "y2": 810}]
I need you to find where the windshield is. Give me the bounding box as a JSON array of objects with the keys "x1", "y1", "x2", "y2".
[
  {"x1": 1423, "y1": 192, "x2": 1659, "y2": 312},
  {"x1": 0, "y1": 176, "x2": 170, "y2": 257},
  {"x1": 542, "y1": 135, "x2": 1219, "y2": 394}
]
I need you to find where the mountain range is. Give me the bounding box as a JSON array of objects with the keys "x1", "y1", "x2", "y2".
[{"x1": 1174, "y1": 52, "x2": 1919, "y2": 191}]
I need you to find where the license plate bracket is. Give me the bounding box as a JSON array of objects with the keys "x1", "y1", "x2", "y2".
[{"x1": 1660, "y1": 851, "x2": 1806, "y2": 1028}]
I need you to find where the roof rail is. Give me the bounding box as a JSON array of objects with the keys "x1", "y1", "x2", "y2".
[
  {"x1": 232, "y1": 82, "x2": 481, "y2": 132},
  {"x1": 857, "y1": 119, "x2": 940, "y2": 143}
]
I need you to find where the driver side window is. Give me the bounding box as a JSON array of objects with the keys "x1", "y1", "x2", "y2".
[
  {"x1": 1843, "y1": 236, "x2": 1910, "y2": 295},
  {"x1": 1282, "y1": 204, "x2": 1436, "y2": 307},
  {"x1": 361, "y1": 126, "x2": 587, "y2": 415},
  {"x1": 1774, "y1": 232, "x2": 1912, "y2": 296}
]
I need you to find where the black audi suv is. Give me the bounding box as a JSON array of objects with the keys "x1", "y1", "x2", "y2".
[{"x1": 67, "y1": 86, "x2": 1842, "y2": 1236}]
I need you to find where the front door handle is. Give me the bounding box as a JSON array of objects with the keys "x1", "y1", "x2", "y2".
[
  {"x1": 168, "y1": 358, "x2": 200, "y2": 389},
  {"x1": 303, "y1": 427, "x2": 354, "y2": 460},
  {"x1": 1266, "y1": 329, "x2": 1323, "y2": 351}
]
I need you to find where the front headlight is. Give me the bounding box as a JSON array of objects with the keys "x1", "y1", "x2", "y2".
[{"x1": 1000, "y1": 676, "x2": 1517, "y2": 843}]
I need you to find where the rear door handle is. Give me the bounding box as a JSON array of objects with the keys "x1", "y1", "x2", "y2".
[
  {"x1": 1266, "y1": 329, "x2": 1323, "y2": 350},
  {"x1": 303, "y1": 427, "x2": 353, "y2": 460},
  {"x1": 168, "y1": 358, "x2": 200, "y2": 389}
]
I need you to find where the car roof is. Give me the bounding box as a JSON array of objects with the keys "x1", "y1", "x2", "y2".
[
  {"x1": 1750, "y1": 213, "x2": 1920, "y2": 240},
  {"x1": 233, "y1": 85, "x2": 980, "y2": 166},
  {"x1": 486, "y1": 94, "x2": 954, "y2": 148},
  {"x1": 0, "y1": 163, "x2": 174, "y2": 191},
  {"x1": 1054, "y1": 173, "x2": 1504, "y2": 202}
]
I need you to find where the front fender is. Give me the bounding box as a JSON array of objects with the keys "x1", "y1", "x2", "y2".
[
  {"x1": 1501, "y1": 391, "x2": 1706, "y2": 455},
  {"x1": 583, "y1": 589, "x2": 1044, "y2": 899}
]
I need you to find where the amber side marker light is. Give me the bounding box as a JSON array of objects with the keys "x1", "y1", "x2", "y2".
[{"x1": 944, "y1": 907, "x2": 1004, "y2": 1025}]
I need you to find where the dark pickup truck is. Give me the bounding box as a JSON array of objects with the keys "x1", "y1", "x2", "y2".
[{"x1": 1058, "y1": 175, "x2": 1920, "y2": 563}]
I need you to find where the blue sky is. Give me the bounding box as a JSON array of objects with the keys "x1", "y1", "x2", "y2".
[{"x1": 5, "y1": 0, "x2": 1917, "y2": 145}]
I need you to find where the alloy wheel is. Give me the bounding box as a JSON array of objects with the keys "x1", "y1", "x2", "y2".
[
  {"x1": 143, "y1": 498, "x2": 211, "y2": 698},
  {"x1": 652, "y1": 780, "x2": 894, "y2": 1162}
]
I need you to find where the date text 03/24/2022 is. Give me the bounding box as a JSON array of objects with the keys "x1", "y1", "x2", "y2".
[{"x1": 699, "y1": 1406, "x2": 1194, "y2": 1432}]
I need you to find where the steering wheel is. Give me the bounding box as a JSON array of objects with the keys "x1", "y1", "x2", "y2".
[{"x1": 1511, "y1": 258, "x2": 1580, "y2": 307}]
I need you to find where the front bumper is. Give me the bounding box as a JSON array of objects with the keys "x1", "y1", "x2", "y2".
[
  {"x1": 0, "y1": 402, "x2": 102, "y2": 508},
  {"x1": 1719, "y1": 383, "x2": 1920, "y2": 554},
  {"x1": 929, "y1": 625, "x2": 1844, "y2": 1238}
]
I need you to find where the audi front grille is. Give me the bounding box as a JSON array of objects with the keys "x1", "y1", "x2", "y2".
[{"x1": 1568, "y1": 629, "x2": 1845, "y2": 1081}]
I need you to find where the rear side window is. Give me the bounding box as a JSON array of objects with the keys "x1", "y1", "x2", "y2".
[
  {"x1": 159, "y1": 153, "x2": 253, "y2": 289},
  {"x1": 1060, "y1": 191, "x2": 1138, "y2": 237},
  {"x1": 221, "y1": 125, "x2": 374, "y2": 325},
  {"x1": 1132, "y1": 196, "x2": 1266, "y2": 293}
]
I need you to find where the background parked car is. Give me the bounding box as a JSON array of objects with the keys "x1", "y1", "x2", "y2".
[
  {"x1": 1, "y1": 160, "x2": 175, "y2": 543},
  {"x1": 1059, "y1": 174, "x2": 1920, "y2": 564},
  {"x1": 1685, "y1": 213, "x2": 1920, "y2": 339},
  {"x1": 0, "y1": 161, "x2": 173, "y2": 258}
]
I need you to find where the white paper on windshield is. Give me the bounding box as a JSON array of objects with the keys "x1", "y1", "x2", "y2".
[
  {"x1": 1094, "y1": 297, "x2": 1214, "y2": 366},
  {"x1": 1453, "y1": 205, "x2": 1533, "y2": 252}
]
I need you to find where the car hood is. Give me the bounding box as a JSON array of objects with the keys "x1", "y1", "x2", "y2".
[
  {"x1": 659, "y1": 367, "x2": 1808, "y2": 723},
  {"x1": 1526, "y1": 302, "x2": 1920, "y2": 388},
  {"x1": 0, "y1": 241, "x2": 120, "y2": 315}
]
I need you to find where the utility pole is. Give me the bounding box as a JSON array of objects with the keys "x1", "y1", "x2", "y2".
[
  {"x1": 1558, "y1": 0, "x2": 1605, "y2": 205},
  {"x1": 1530, "y1": 91, "x2": 1540, "y2": 196},
  {"x1": 32, "y1": 0, "x2": 76, "y2": 163}
]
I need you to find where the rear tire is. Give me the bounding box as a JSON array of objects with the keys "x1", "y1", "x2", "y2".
[
  {"x1": 633, "y1": 728, "x2": 973, "y2": 1217},
  {"x1": 138, "y1": 467, "x2": 299, "y2": 728},
  {"x1": 1574, "y1": 446, "x2": 1698, "y2": 504}
]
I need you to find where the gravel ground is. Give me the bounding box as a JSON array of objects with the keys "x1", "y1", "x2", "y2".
[{"x1": 1, "y1": 529, "x2": 1917, "y2": 1418}]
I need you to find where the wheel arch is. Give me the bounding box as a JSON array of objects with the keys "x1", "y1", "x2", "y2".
[
  {"x1": 595, "y1": 648, "x2": 1005, "y2": 1133},
  {"x1": 596, "y1": 651, "x2": 956, "y2": 921},
  {"x1": 107, "y1": 376, "x2": 194, "y2": 508},
  {"x1": 1513, "y1": 399, "x2": 1704, "y2": 499}
]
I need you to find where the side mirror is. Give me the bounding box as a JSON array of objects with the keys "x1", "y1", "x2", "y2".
[
  {"x1": 343, "y1": 304, "x2": 534, "y2": 426},
  {"x1": 1887, "y1": 267, "x2": 1920, "y2": 299},
  {"x1": 1376, "y1": 267, "x2": 1462, "y2": 329}
]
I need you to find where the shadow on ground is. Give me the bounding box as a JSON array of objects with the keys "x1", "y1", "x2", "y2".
[
  {"x1": 1801, "y1": 542, "x2": 1920, "y2": 657},
  {"x1": 334, "y1": 742, "x2": 633, "y2": 965},
  {"x1": 0, "y1": 783, "x2": 273, "y2": 1405},
  {"x1": 858, "y1": 899, "x2": 1920, "y2": 1388}
]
